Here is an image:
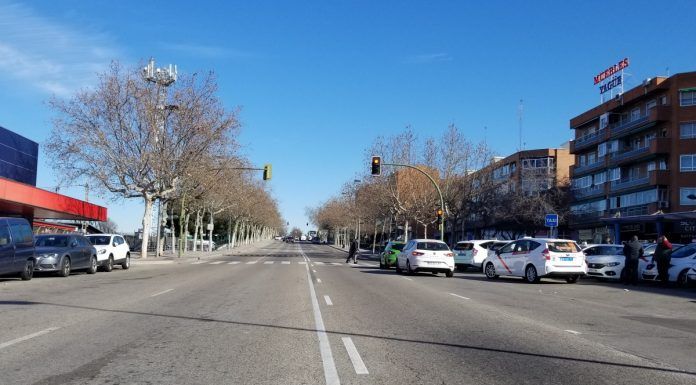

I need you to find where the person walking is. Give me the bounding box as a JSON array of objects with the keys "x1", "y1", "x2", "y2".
[
  {"x1": 653, "y1": 235, "x2": 673, "y2": 287},
  {"x1": 346, "y1": 238, "x2": 359, "y2": 264},
  {"x1": 622, "y1": 235, "x2": 644, "y2": 285}
]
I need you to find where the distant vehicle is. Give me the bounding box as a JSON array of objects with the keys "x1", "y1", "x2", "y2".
[
  {"x1": 453, "y1": 240, "x2": 499, "y2": 271},
  {"x1": 379, "y1": 241, "x2": 405, "y2": 269},
  {"x1": 583, "y1": 244, "x2": 626, "y2": 280},
  {"x1": 312, "y1": 238, "x2": 321, "y2": 244},
  {"x1": 34, "y1": 234, "x2": 98, "y2": 277},
  {"x1": 86, "y1": 234, "x2": 131, "y2": 271},
  {"x1": 274, "y1": 236, "x2": 282, "y2": 241},
  {"x1": 396, "y1": 239, "x2": 454, "y2": 277},
  {"x1": 483, "y1": 238, "x2": 586, "y2": 283},
  {"x1": 300, "y1": 235, "x2": 307, "y2": 241},
  {"x1": 642, "y1": 243, "x2": 695, "y2": 286},
  {"x1": 0, "y1": 217, "x2": 36, "y2": 280}
]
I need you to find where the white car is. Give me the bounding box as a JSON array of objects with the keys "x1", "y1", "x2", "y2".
[
  {"x1": 641, "y1": 243, "x2": 695, "y2": 286},
  {"x1": 452, "y1": 240, "x2": 498, "y2": 271},
  {"x1": 583, "y1": 244, "x2": 626, "y2": 280},
  {"x1": 482, "y1": 238, "x2": 586, "y2": 283},
  {"x1": 86, "y1": 234, "x2": 131, "y2": 271},
  {"x1": 396, "y1": 239, "x2": 455, "y2": 277}
]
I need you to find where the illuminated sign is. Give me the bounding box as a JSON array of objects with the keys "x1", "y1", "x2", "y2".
[{"x1": 594, "y1": 58, "x2": 629, "y2": 85}]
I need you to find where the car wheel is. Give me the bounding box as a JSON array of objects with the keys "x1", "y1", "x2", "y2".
[
  {"x1": 677, "y1": 269, "x2": 689, "y2": 287},
  {"x1": 525, "y1": 265, "x2": 539, "y2": 283},
  {"x1": 406, "y1": 260, "x2": 414, "y2": 275},
  {"x1": 58, "y1": 257, "x2": 71, "y2": 277},
  {"x1": 103, "y1": 255, "x2": 113, "y2": 272},
  {"x1": 87, "y1": 256, "x2": 98, "y2": 274},
  {"x1": 445, "y1": 270, "x2": 454, "y2": 278},
  {"x1": 484, "y1": 263, "x2": 498, "y2": 279},
  {"x1": 20, "y1": 259, "x2": 34, "y2": 281},
  {"x1": 121, "y1": 253, "x2": 130, "y2": 270},
  {"x1": 379, "y1": 260, "x2": 385, "y2": 269},
  {"x1": 566, "y1": 275, "x2": 579, "y2": 284}
]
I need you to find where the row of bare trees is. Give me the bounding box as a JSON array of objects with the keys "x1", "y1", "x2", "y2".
[
  {"x1": 309, "y1": 125, "x2": 570, "y2": 246},
  {"x1": 46, "y1": 61, "x2": 283, "y2": 257}
]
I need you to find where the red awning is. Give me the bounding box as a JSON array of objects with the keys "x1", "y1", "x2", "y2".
[{"x1": 0, "y1": 177, "x2": 107, "y2": 221}]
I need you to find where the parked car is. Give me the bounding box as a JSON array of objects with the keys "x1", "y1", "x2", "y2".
[
  {"x1": 482, "y1": 238, "x2": 586, "y2": 283},
  {"x1": 395, "y1": 239, "x2": 454, "y2": 277},
  {"x1": 639, "y1": 242, "x2": 683, "y2": 275},
  {"x1": 453, "y1": 240, "x2": 499, "y2": 271},
  {"x1": 34, "y1": 234, "x2": 98, "y2": 277},
  {"x1": 583, "y1": 244, "x2": 626, "y2": 280},
  {"x1": 0, "y1": 217, "x2": 36, "y2": 280},
  {"x1": 86, "y1": 234, "x2": 131, "y2": 271},
  {"x1": 379, "y1": 241, "x2": 405, "y2": 269},
  {"x1": 687, "y1": 266, "x2": 696, "y2": 283},
  {"x1": 641, "y1": 243, "x2": 695, "y2": 286}
]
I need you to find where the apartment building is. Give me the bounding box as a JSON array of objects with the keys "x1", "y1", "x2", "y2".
[{"x1": 569, "y1": 71, "x2": 696, "y2": 243}]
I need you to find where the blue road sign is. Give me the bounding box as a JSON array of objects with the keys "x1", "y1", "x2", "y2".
[{"x1": 545, "y1": 214, "x2": 559, "y2": 227}]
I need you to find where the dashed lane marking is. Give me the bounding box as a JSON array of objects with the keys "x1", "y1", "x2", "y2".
[
  {"x1": 565, "y1": 329, "x2": 582, "y2": 335},
  {"x1": 401, "y1": 277, "x2": 413, "y2": 281},
  {"x1": 324, "y1": 295, "x2": 333, "y2": 306},
  {"x1": 246, "y1": 261, "x2": 258, "y2": 264},
  {"x1": 228, "y1": 261, "x2": 241, "y2": 264},
  {"x1": 150, "y1": 289, "x2": 174, "y2": 297},
  {"x1": 317, "y1": 278, "x2": 322, "y2": 283},
  {"x1": 0, "y1": 327, "x2": 61, "y2": 350},
  {"x1": 281, "y1": 261, "x2": 291, "y2": 264},
  {"x1": 191, "y1": 261, "x2": 206, "y2": 264},
  {"x1": 448, "y1": 293, "x2": 471, "y2": 300},
  {"x1": 209, "y1": 261, "x2": 225, "y2": 265},
  {"x1": 342, "y1": 337, "x2": 369, "y2": 375},
  {"x1": 264, "y1": 261, "x2": 275, "y2": 264}
]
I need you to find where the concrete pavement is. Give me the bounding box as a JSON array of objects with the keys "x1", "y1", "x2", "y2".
[{"x1": 0, "y1": 241, "x2": 694, "y2": 384}]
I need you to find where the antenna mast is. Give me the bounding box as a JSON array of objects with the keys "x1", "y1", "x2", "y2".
[{"x1": 518, "y1": 99, "x2": 524, "y2": 151}]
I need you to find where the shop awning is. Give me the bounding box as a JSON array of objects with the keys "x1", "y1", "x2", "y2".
[{"x1": 0, "y1": 177, "x2": 107, "y2": 221}]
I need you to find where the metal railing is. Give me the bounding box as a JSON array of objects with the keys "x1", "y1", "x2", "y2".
[
  {"x1": 572, "y1": 185, "x2": 604, "y2": 199},
  {"x1": 573, "y1": 159, "x2": 604, "y2": 175},
  {"x1": 574, "y1": 129, "x2": 606, "y2": 149},
  {"x1": 610, "y1": 145, "x2": 649, "y2": 162},
  {"x1": 610, "y1": 114, "x2": 650, "y2": 136},
  {"x1": 610, "y1": 176, "x2": 650, "y2": 191}
]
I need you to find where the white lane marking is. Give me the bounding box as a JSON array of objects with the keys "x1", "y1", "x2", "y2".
[
  {"x1": 298, "y1": 261, "x2": 307, "y2": 265},
  {"x1": 331, "y1": 262, "x2": 342, "y2": 266},
  {"x1": 246, "y1": 261, "x2": 258, "y2": 264},
  {"x1": 209, "y1": 261, "x2": 225, "y2": 265},
  {"x1": 449, "y1": 293, "x2": 471, "y2": 300},
  {"x1": 565, "y1": 329, "x2": 582, "y2": 335},
  {"x1": 264, "y1": 261, "x2": 275, "y2": 264},
  {"x1": 191, "y1": 261, "x2": 206, "y2": 264},
  {"x1": 324, "y1": 295, "x2": 333, "y2": 306},
  {"x1": 315, "y1": 261, "x2": 325, "y2": 265},
  {"x1": 317, "y1": 278, "x2": 322, "y2": 283},
  {"x1": 401, "y1": 277, "x2": 413, "y2": 281},
  {"x1": 150, "y1": 288, "x2": 174, "y2": 297},
  {"x1": 300, "y1": 251, "x2": 340, "y2": 385},
  {"x1": 341, "y1": 337, "x2": 369, "y2": 375},
  {"x1": 228, "y1": 261, "x2": 241, "y2": 265},
  {"x1": 281, "y1": 261, "x2": 291, "y2": 265},
  {"x1": 313, "y1": 269, "x2": 317, "y2": 273},
  {"x1": 0, "y1": 327, "x2": 61, "y2": 350}
]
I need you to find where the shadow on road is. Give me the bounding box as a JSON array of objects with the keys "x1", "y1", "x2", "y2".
[{"x1": 1, "y1": 299, "x2": 693, "y2": 378}]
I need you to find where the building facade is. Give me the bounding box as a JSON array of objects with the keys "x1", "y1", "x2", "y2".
[{"x1": 569, "y1": 71, "x2": 696, "y2": 243}]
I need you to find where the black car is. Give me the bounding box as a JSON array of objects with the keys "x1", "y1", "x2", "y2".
[
  {"x1": 34, "y1": 234, "x2": 98, "y2": 277},
  {"x1": 0, "y1": 217, "x2": 36, "y2": 280}
]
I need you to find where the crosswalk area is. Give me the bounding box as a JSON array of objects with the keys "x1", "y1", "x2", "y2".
[{"x1": 188, "y1": 260, "x2": 378, "y2": 267}]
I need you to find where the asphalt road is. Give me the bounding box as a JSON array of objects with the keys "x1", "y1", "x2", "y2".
[{"x1": 1, "y1": 241, "x2": 695, "y2": 384}]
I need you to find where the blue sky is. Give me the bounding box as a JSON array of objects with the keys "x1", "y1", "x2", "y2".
[{"x1": 1, "y1": 0, "x2": 695, "y2": 232}]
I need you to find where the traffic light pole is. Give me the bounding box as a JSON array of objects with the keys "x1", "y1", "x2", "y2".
[{"x1": 382, "y1": 163, "x2": 445, "y2": 241}]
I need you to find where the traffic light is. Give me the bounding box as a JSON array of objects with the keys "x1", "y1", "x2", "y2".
[
  {"x1": 263, "y1": 164, "x2": 272, "y2": 181},
  {"x1": 371, "y1": 156, "x2": 381, "y2": 176},
  {"x1": 436, "y1": 208, "x2": 443, "y2": 225}
]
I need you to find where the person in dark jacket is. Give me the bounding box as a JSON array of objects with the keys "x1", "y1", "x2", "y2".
[
  {"x1": 622, "y1": 235, "x2": 644, "y2": 285},
  {"x1": 346, "y1": 238, "x2": 358, "y2": 264},
  {"x1": 653, "y1": 235, "x2": 673, "y2": 286}
]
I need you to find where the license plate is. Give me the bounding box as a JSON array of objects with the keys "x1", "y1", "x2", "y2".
[
  {"x1": 560, "y1": 257, "x2": 573, "y2": 261},
  {"x1": 588, "y1": 268, "x2": 598, "y2": 273}
]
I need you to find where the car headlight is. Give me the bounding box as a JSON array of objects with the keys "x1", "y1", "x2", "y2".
[
  {"x1": 605, "y1": 262, "x2": 620, "y2": 267},
  {"x1": 39, "y1": 253, "x2": 59, "y2": 259},
  {"x1": 98, "y1": 249, "x2": 107, "y2": 254}
]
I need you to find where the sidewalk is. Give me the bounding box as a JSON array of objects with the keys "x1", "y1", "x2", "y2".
[{"x1": 131, "y1": 240, "x2": 275, "y2": 265}]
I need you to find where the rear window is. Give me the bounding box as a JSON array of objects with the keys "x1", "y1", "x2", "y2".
[
  {"x1": 389, "y1": 243, "x2": 405, "y2": 251},
  {"x1": 87, "y1": 236, "x2": 111, "y2": 245},
  {"x1": 416, "y1": 242, "x2": 449, "y2": 251},
  {"x1": 453, "y1": 243, "x2": 473, "y2": 251},
  {"x1": 670, "y1": 244, "x2": 696, "y2": 259},
  {"x1": 547, "y1": 241, "x2": 581, "y2": 253}
]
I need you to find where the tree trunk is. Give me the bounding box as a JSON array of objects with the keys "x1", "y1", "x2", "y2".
[
  {"x1": 178, "y1": 195, "x2": 186, "y2": 257},
  {"x1": 193, "y1": 209, "x2": 201, "y2": 252},
  {"x1": 208, "y1": 209, "x2": 214, "y2": 252},
  {"x1": 231, "y1": 220, "x2": 239, "y2": 249},
  {"x1": 227, "y1": 215, "x2": 232, "y2": 250},
  {"x1": 184, "y1": 212, "x2": 191, "y2": 252},
  {"x1": 404, "y1": 220, "x2": 409, "y2": 243},
  {"x1": 140, "y1": 196, "x2": 154, "y2": 259}
]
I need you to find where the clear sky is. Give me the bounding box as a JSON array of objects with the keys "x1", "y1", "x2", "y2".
[{"x1": 1, "y1": 0, "x2": 695, "y2": 233}]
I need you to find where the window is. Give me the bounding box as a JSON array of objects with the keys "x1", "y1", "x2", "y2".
[
  {"x1": 598, "y1": 142, "x2": 607, "y2": 157},
  {"x1": 453, "y1": 243, "x2": 473, "y2": 251},
  {"x1": 631, "y1": 107, "x2": 641, "y2": 120},
  {"x1": 646, "y1": 99, "x2": 657, "y2": 110},
  {"x1": 572, "y1": 175, "x2": 592, "y2": 189},
  {"x1": 647, "y1": 162, "x2": 656, "y2": 172},
  {"x1": 500, "y1": 242, "x2": 516, "y2": 254},
  {"x1": 609, "y1": 189, "x2": 659, "y2": 209},
  {"x1": 548, "y1": 241, "x2": 581, "y2": 253},
  {"x1": 9, "y1": 223, "x2": 33, "y2": 245},
  {"x1": 659, "y1": 159, "x2": 667, "y2": 170},
  {"x1": 607, "y1": 140, "x2": 619, "y2": 153},
  {"x1": 681, "y1": 122, "x2": 696, "y2": 139},
  {"x1": 680, "y1": 90, "x2": 696, "y2": 106},
  {"x1": 681, "y1": 154, "x2": 696, "y2": 172},
  {"x1": 593, "y1": 172, "x2": 606, "y2": 185},
  {"x1": 0, "y1": 224, "x2": 10, "y2": 246},
  {"x1": 660, "y1": 95, "x2": 668, "y2": 105},
  {"x1": 608, "y1": 168, "x2": 621, "y2": 181},
  {"x1": 570, "y1": 199, "x2": 606, "y2": 213},
  {"x1": 416, "y1": 242, "x2": 449, "y2": 251},
  {"x1": 587, "y1": 152, "x2": 596, "y2": 164},
  {"x1": 680, "y1": 188, "x2": 696, "y2": 206}
]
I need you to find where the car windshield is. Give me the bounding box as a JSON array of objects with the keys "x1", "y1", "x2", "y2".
[
  {"x1": 548, "y1": 241, "x2": 581, "y2": 253},
  {"x1": 670, "y1": 244, "x2": 696, "y2": 259},
  {"x1": 416, "y1": 242, "x2": 449, "y2": 251},
  {"x1": 35, "y1": 236, "x2": 70, "y2": 248},
  {"x1": 390, "y1": 243, "x2": 405, "y2": 251},
  {"x1": 87, "y1": 236, "x2": 111, "y2": 245}
]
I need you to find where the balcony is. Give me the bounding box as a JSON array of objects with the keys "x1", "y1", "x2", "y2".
[
  {"x1": 570, "y1": 210, "x2": 607, "y2": 225},
  {"x1": 570, "y1": 129, "x2": 607, "y2": 153},
  {"x1": 571, "y1": 157, "x2": 606, "y2": 177},
  {"x1": 609, "y1": 170, "x2": 671, "y2": 193},
  {"x1": 609, "y1": 106, "x2": 670, "y2": 139},
  {"x1": 608, "y1": 137, "x2": 671, "y2": 166},
  {"x1": 572, "y1": 185, "x2": 605, "y2": 200},
  {"x1": 608, "y1": 204, "x2": 651, "y2": 218}
]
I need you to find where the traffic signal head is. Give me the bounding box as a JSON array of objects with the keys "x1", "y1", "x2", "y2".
[
  {"x1": 436, "y1": 208, "x2": 443, "y2": 224},
  {"x1": 263, "y1": 164, "x2": 272, "y2": 181},
  {"x1": 371, "y1": 156, "x2": 381, "y2": 176}
]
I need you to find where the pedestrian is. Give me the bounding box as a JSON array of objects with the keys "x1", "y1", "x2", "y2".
[
  {"x1": 603, "y1": 234, "x2": 612, "y2": 244},
  {"x1": 622, "y1": 235, "x2": 643, "y2": 285},
  {"x1": 346, "y1": 238, "x2": 358, "y2": 264},
  {"x1": 653, "y1": 235, "x2": 673, "y2": 287}
]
